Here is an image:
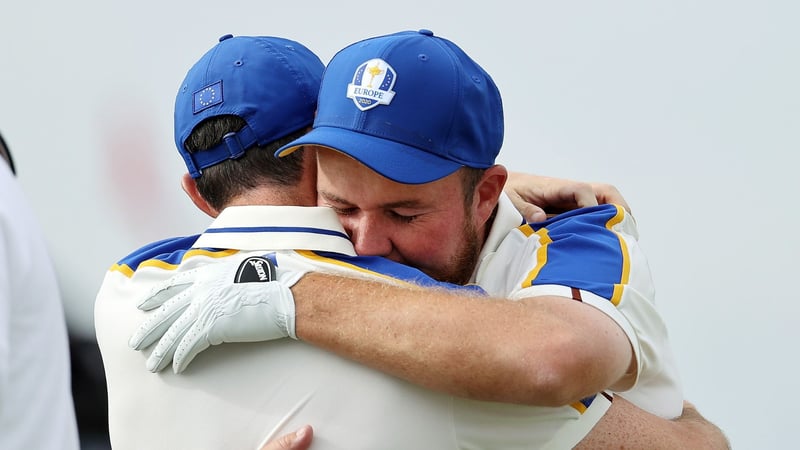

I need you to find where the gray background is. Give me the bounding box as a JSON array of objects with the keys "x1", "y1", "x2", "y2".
[{"x1": 1, "y1": 1, "x2": 796, "y2": 448}]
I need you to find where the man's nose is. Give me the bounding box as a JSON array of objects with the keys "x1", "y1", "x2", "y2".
[{"x1": 346, "y1": 217, "x2": 393, "y2": 257}]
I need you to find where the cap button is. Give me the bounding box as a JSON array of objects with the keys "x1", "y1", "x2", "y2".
[
  {"x1": 418, "y1": 29, "x2": 434, "y2": 36},
  {"x1": 219, "y1": 34, "x2": 234, "y2": 42}
]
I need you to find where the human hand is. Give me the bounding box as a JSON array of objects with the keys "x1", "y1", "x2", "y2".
[
  {"x1": 258, "y1": 425, "x2": 313, "y2": 450},
  {"x1": 128, "y1": 254, "x2": 304, "y2": 373},
  {"x1": 504, "y1": 172, "x2": 631, "y2": 222}
]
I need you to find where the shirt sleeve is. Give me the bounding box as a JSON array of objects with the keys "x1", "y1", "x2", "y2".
[{"x1": 487, "y1": 204, "x2": 683, "y2": 418}]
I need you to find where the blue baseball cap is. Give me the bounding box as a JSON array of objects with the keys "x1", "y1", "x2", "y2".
[
  {"x1": 276, "y1": 29, "x2": 504, "y2": 184},
  {"x1": 175, "y1": 34, "x2": 324, "y2": 178}
]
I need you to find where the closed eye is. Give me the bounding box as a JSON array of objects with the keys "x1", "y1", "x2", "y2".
[
  {"x1": 330, "y1": 206, "x2": 357, "y2": 216},
  {"x1": 389, "y1": 211, "x2": 419, "y2": 223}
]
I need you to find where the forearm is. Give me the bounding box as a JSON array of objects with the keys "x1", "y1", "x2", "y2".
[
  {"x1": 575, "y1": 397, "x2": 730, "y2": 449},
  {"x1": 292, "y1": 273, "x2": 632, "y2": 406}
]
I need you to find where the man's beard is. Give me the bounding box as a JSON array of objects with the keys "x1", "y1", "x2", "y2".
[{"x1": 426, "y1": 219, "x2": 481, "y2": 286}]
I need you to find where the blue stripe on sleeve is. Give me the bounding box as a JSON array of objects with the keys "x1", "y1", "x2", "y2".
[
  {"x1": 527, "y1": 205, "x2": 625, "y2": 299},
  {"x1": 115, "y1": 235, "x2": 200, "y2": 271}
]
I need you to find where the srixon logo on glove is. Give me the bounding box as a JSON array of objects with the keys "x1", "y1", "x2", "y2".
[{"x1": 234, "y1": 256, "x2": 277, "y2": 283}]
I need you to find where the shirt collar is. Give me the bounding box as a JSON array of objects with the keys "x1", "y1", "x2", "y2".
[
  {"x1": 471, "y1": 193, "x2": 525, "y2": 282},
  {"x1": 192, "y1": 205, "x2": 356, "y2": 256}
]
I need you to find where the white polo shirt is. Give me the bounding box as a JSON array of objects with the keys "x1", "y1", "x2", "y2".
[
  {"x1": 475, "y1": 195, "x2": 683, "y2": 419},
  {"x1": 96, "y1": 205, "x2": 609, "y2": 450},
  {"x1": 0, "y1": 163, "x2": 79, "y2": 450}
]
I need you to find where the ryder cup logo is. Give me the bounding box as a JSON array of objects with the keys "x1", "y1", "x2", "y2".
[{"x1": 347, "y1": 58, "x2": 396, "y2": 111}]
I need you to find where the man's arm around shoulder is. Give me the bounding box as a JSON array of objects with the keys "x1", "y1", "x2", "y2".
[{"x1": 293, "y1": 273, "x2": 634, "y2": 406}]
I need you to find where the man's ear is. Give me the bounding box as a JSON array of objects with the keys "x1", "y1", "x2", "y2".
[
  {"x1": 473, "y1": 165, "x2": 508, "y2": 224},
  {"x1": 181, "y1": 173, "x2": 219, "y2": 218}
]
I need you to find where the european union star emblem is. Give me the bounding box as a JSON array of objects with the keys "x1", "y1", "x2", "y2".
[{"x1": 193, "y1": 81, "x2": 223, "y2": 113}]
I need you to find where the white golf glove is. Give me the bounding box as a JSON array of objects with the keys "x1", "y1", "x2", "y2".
[{"x1": 128, "y1": 254, "x2": 306, "y2": 374}]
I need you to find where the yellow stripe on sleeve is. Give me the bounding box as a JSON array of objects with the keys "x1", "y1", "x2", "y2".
[
  {"x1": 108, "y1": 263, "x2": 134, "y2": 278},
  {"x1": 605, "y1": 205, "x2": 630, "y2": 305},
  {"x1": 109, "y1": 248, "x2": 240, "y2": 278},
  {"x1": 570, "y1": 401, "x2": 588, "y2": 414},
  {"x1": 293, "y1": 250, "x2": 418, "y2": 288},
  {"x1": 520, "y1": 228, "x2": 552, "y2": 289}
]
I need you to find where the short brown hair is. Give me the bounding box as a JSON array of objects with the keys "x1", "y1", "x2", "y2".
[{"x1": 185, "y1": 115, "x2": 306, "y2": 211}]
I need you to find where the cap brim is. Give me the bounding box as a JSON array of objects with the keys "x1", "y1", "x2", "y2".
[{"x1": 276, "y1": 126, "x2": 462, "y2": 184}]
